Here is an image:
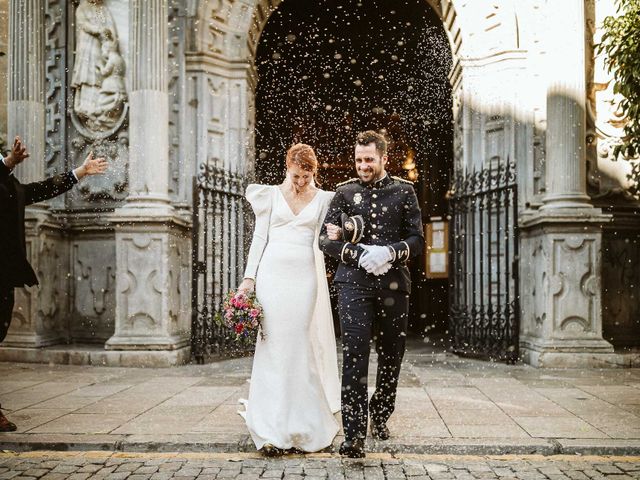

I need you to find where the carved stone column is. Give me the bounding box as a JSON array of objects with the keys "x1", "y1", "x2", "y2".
[
  {"x1": 8, "y1": 0, "x2": 45, "y2": 184},
  {"x1": 106, "y1": 0, "x2": 191, "y2": 362},
  {"x1": 540, "y1": 0, "x2": 592, "y2": 210},
  {"x1": 125, "y1": 0, "x2": 171, "y2": 209},
  {"x1": 519, "y1": 0, "x2": 614, "y2": 367},
  {"x1": 3, "y1": 0, "x2": 67, "y2": 348}
]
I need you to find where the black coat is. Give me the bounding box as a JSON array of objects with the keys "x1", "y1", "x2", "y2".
[
  {"x1": 0, "y1": 160, "x2": 77, "y2": 289},
  {"x1": 319, "y1": 174, "x2": 424, "y2": 293}
]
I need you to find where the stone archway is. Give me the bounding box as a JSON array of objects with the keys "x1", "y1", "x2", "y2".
[
  {"x1": 188, "y1": 0, "x2": 526, "y2": 338},
  {"x1": 251, "y1": 0, "x2": 455, "y2": 335}
]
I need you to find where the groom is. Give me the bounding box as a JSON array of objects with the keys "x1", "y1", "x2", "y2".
[{"x1": 320, "y1": 130, "x2": 424, "y2": 458}]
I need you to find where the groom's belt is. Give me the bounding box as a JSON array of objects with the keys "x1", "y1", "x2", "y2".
[{"x1": 334, "y1": 264, "x2": 412, "y2": 293}]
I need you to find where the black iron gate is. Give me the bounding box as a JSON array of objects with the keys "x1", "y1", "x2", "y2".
[
  {"x1": 449, "y1": 159, "x2": 520, "y2": 363},
  {"x1": 191, "y1": 164, "x2": 248, "y2": 363}
]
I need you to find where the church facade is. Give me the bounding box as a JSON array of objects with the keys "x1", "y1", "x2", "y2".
[{"x1": 0, "y1": 0, "x2": 638, "y2": 367}]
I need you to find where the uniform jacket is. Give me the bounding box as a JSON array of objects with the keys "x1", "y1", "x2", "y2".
[
  {"x1": 0, "y1": 157, "x2": 77, "y2": 289},
  {"x1": 319, "y1": 174, "x2": 424, "y2": 293}
]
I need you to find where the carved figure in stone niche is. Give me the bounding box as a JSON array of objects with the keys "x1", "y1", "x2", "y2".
[
  {"x1": 95, "y1": 38, "x2": 127, "y2": 128},
  {"x1": 71, "y1": 0, "x2": 118, "y2": 132}
]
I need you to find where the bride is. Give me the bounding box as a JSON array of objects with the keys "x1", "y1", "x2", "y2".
[{"x1": 237, "y1": 143, "x2": 340, "y2": 454}]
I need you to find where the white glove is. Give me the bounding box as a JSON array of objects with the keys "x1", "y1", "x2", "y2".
[{"x1": 359, "y1": 245, "x2": 393, "y2": 275}]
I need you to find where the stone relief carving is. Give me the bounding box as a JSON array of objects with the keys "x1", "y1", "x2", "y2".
[
  {"x1": 75, "y1": 244, "x2": 115, "y2": 317},
  {"x1": 168, "y1": 2, "x2": 186, "y2": 203},
  {"x1": 36, "y1": 240, "x2": 62, "y2": 329},
  {"x1": 118, "y1": 235, "x2": 163, "y2": 333},
  {"x1": 45, "y1": 0, "x2": 67, "y2": 180},
  {"x1": 71, "y1": 0, "x2": 128, "y2": 138},
  {"x1": 71, "y1": 132, "x2": 129, "y2": 201},
  {"x1": 552, "y1": 237, "x2": 597, "y2": 335},
  {"x1": 531, "y1": 239, "x2": 547, "y2": 331}
]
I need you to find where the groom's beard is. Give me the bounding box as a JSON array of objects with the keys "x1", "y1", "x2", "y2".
[{"x1": 357, "y1": 168, "x2": 384, "y2": 185}]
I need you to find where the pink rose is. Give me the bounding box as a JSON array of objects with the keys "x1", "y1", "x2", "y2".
[{"x1": 249, "y1": 308, "x2": 260, "y2": 318}]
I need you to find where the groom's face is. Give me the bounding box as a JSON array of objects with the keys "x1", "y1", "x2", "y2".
[{"x1": 354, "y1": 143, "x2": 387, "y2": 184}]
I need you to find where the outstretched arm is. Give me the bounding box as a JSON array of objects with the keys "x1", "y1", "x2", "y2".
[{"x1": 23, "y1": 151, "x2": 107, "y2": 206}]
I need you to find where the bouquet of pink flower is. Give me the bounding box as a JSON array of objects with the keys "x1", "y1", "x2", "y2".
[{"x1": 220, "y1": 290, "x2": 264, "y2": 340}]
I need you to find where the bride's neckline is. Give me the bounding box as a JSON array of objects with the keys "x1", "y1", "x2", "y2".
[{"x1": 276, "y1": 186, "x2": 320, "y2": 217}]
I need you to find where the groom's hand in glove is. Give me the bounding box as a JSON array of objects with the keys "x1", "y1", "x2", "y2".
[{"x1": 359, "y1": 245, "x2": 393, "y2": 275}]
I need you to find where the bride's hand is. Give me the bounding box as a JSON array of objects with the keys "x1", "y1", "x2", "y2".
[
  {"x1": 237, "y1": 278, "x2": 255, "y2": 296},
  {"x1": 325, "y1": 223, "x2": 342, "y2": 241}
]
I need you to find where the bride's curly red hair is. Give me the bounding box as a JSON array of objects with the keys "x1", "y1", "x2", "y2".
[{"x1": 286, "y1": 143, "x2": 318, "y2": 173}]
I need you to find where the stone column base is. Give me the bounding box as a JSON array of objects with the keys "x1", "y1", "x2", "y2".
[
  {"x1": 105, "y1": 334, "x2": 189, "y2": 351},
  {"x1": 520, "y1": 342, "x2": 639, "y2": 368},
  {"x1": 0, "y1": 344, "x2": 191, "y2": 367},
  {"x1": 105, "y1": 209, "x2": 191, "y2": 360}
]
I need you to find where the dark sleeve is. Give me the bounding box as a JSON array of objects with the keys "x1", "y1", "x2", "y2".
[
  {"x1": 23, "y1": 171, "x2": 78, "y2": 206},
  {"x1": 0, "y1": 159, "x2": 11, "y2": 180},
  {"x1": 389, "y1": 185, "x2": 424, "y2": 265},
  {"x1": 319, "y1": 188, "x2": 366, "y2": 267}
]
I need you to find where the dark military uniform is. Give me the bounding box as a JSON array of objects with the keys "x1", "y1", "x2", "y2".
[
  {"x1": 319, "y1": 174, "x2": 424, "y2": 442},
  {"x1": 0, "y1": 157, "x2": 78, "y2": 342}
]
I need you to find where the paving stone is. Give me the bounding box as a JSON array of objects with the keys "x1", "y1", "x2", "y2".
[
  {"x1": 115, "y1": 462, "x2": 145, "y2": 473},
  {"x1": 363, "y1": 466, "x2": 385, "y2": 480},
  {"x1": 304, "y1": 468, "x2": 326, "y2": 476},
  {"x1": 20, "y1": 469, "x2": 48, "y2": 478},
  {"x1": 149, "y1": 473, "x2": 173, "y2": 480},
  {"x1": 50, "y1": 465, "x2": 78, "y2": 474},
  {"x1": 134, "y1": 466, "x2": 158, "y2": 474},
  {"x1": 66, "y1": 474, "x2": 92, "y2": 480},
  {"x1": 158, "y1": 462, "x2": 184, "y2": 472},
  {"x1": 261, "y1": 469, "x2": 284, "y2": 478}
]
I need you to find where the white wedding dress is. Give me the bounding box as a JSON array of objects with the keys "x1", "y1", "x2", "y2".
[{"x1": 239, "y1": 184, "x2": 341, "y2": 452}]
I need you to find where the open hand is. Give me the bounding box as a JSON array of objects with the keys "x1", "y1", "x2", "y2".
[
  {"x1": 74, "y1": 151, "x2": 108, "y2": 179},
  {"x1": 4, "y1": 136, "x2": 30, "y2": 168},
  {"x1": 237, "y1": 278, "x2": 255, "y2": 296},
  {"x1": 325, "y1": 223, "x2": 342, "y2": 241}
]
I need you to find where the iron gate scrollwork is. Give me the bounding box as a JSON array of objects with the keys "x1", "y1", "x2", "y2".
[
  {"x1": 449, "y1": 158, "x2": 520, "y2": 363},
  {"x1": 191, "y1": 164, "x2": 248, "y2": 363}
]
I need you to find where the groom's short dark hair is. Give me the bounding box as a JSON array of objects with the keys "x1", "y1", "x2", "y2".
[{"x1": 356, "y1": 130, "x2": 388, "y2": 157}]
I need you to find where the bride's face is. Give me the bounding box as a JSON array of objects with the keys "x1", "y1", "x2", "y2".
[{"x1": 287, "y1": 164, "x2": 315, "y2": 193}]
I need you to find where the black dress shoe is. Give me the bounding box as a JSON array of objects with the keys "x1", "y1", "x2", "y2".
[
  {"x1": 339, "y1": 438, "x2": 365, "y2": 458},
  {"x1": 370, "y1": 421, "x2": 390, "y2": 440}
]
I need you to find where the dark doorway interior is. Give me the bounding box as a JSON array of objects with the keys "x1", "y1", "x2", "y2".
[{"x1": 255, "y1": 0, "x2": 453, "y2": 336}]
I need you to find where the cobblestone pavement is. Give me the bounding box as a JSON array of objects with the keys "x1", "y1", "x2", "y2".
[{"x1": 0, "y1": 451, "x2": 639, "y2": 480}]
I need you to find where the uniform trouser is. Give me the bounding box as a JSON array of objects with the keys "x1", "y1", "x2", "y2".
[
  {"x1": 0, "y1": 287, "x2": 15, "y2": 343},
  {"x1": 337, "y1": 283, "x2": 409, "y2": 441}
]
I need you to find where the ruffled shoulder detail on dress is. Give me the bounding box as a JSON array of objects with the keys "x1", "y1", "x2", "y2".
[
  {"x1": 317, "y1": 189, "x2": 335, "y2": 206},
  {"x1": 245, "y1": 184, "x2": 274, "y2": 216}
]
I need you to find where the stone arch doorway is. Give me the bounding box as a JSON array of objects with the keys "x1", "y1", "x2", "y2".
[{"x1": 253, "y1": 0, "x2": 454, "y2": 335}]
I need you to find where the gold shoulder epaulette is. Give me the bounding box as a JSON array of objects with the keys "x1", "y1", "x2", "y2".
[
  {"x1": 392, "y1": 176, "x2": 414, "y2": 185},
  {"x1": 337, "y1": 178, "x2": 359, "y2": 187}
]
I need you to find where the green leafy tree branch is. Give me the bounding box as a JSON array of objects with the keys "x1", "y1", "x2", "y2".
[{"x1": 596, "y1": 0, "x2": 640, "y2": 197}]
